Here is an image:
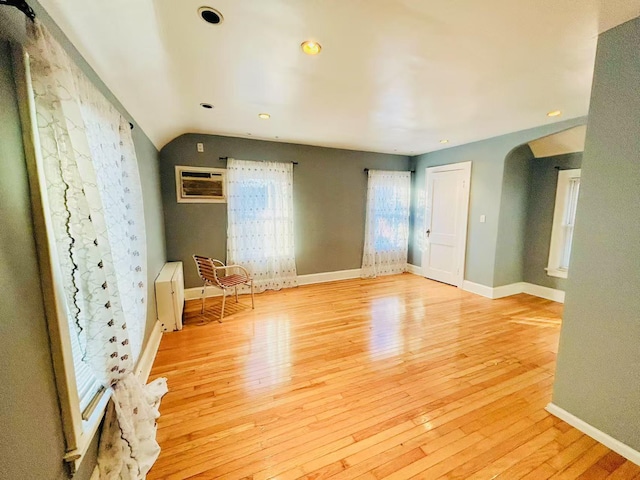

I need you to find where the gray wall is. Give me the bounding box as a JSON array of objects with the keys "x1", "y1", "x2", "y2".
[
  {"x1": 408, "y1": 116, "x2": 586, "y2": 287},
  {"x1": 493, "y1": 144, "x2": 534, "y2": 286},
  {"x1": 132, "y1": 122, "x2": 167, "y2": 344},
  {"x1": 523, "y1": 152, "x2": 582, "y2": 290},
  {"x1": 0, "y1": 2, "x2": 166, "y2": 478},
  {"x1": 553, "y1": 17, "x2": 640, "y2": 450},
  {"x1": 160, "y1": 134, "x2": 409, "y2": 288}
]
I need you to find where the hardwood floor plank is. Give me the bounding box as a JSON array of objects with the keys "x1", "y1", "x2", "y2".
[
  {"x1": 370, "y1": 447, "x2": 425, "y2": 479},
  {"x1": 549, "y1": 443, "x2": 611, "y2": 479},
  {"x1": 605, "y1": 461, "x2": 640, "y2": 479},
  {"x1": 294, "y1": 420, "x2": 418, "y2": 478},
  {"x1": 597, "y1": 451, "x2": 628, "y2": 473},
  {"x1": 380, "y1": 432, "x2": 486, "y2": 479},
  {"x1": 146, "y1": 274, "x2": 640, "y2": 480},
  {"x1": 548, "y1": 435, "x2": 599, "y2": 471},
  {"x1": 520, "y1": 462, "x2": 559, "y2": 480}
]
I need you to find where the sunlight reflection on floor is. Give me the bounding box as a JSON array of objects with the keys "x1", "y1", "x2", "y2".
[
  {"x1": 244, "y1": 315, "x2": 291, "y2": 392},
  {"x1": 509, "y1": 317, "x2": 562, "y2": 327},
  {"x1": 369, "y1": 296, "x2": 405, "y2": 360}
]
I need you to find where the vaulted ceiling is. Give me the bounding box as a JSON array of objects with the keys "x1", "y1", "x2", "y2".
[{"x1": 38, "y1": 0, "x2": 640, "y2": 154}]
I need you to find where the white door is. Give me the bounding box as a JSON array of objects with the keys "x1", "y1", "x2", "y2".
[{"x1": 422, "y1": 162, "x2": 471, "y2": 287}]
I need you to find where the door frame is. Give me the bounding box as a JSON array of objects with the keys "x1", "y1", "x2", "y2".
[{"x1": 421, "y1": 161, "x2": 472, "y2": 288}]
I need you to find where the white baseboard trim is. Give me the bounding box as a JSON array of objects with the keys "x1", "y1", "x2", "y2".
[
  {"x1": 546, "y1": 403, "x2": 640, "y2": 466},
  {"x1": 522, "y1": 283, "x2": 565, "y2": 303},
  {"x1": 134, "y1": 320, "x2": 163, "y2": 383},
  {"x1": 185, "y1": 268, "x2": 364, "y2": 299},
  {"x1": 493, "y1": 282, "x2": 527, "y2": 299},
  {"x1": 297, "y1": 268, "x2": 362, "y2": 286},
  {"x1": 184, "y1": 285, "x2": 223, "y2": 300},
  {"x1": 462, "y1": 281, "x2": 565, "y2": 303},
  {"x1": 185, "y1": 270, "x2": 564, "y2": 304},
  {"x1": 406, "y1": 264, "x2": 422, "y2": 275},
  {"x1": 461, "y1": 280, "x2": 495, "y2": 298}
]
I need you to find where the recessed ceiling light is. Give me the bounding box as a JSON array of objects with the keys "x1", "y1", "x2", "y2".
[
  {"x1": 258, "y1": 113, "x2": 271, "y2": 119},
  {"x1": 547, "y1": 110, "x2": 562, "y2": 117},
  {"x1": 301, "y1": 40, "x2": 322, "y2": 55},
  {"x1": 440, "y1": 139, "x2": 449, "y2": 144},
  {"x1": 200, "y1": 103, "x2": 214, "y2": 109},
  {"x1": 199, "y1": 7, "x2": 223, "y2": 24}
]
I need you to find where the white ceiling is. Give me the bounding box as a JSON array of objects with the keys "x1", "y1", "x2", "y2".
[
  {"x1": 529, "y1": 125, "x2": 587, "y2": 158},
  {"x1": 37, "y1": 0, "x2": 640, "y2": 155}
]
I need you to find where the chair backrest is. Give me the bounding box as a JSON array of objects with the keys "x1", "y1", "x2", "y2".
[{"x1": 193, "y1": 255, "x2": 225, "y2": 286}]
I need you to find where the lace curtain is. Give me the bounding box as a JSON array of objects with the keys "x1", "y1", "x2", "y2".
[
  {"x1": 361, "y1": 170, "x2": 411, "y2": 278},
  {"x1": 27, "y1": 20, "x2": 166, "y2": 479},
  {"x1": 226, "y1": 159, "x2": 298, "y2": 292}
]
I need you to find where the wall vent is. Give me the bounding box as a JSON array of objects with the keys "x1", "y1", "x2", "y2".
[{"x1": 175, "y1": 165, "x2": 226, "y2": 203}]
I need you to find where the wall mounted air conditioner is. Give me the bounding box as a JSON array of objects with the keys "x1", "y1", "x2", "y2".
[
  {"x1": 155, "y1": 262, "x2": 185, "y2": 332},
  {"x1": 175, "y1": 165, "x2": 226, "y2": 203}
]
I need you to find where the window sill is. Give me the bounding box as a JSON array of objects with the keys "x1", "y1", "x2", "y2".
[
  {"x1": 546, "y1": 268, "x2": 568, "y2": 279},
  {"x1": 64, "y1": 387, "x2": 112, "y2": 474}
]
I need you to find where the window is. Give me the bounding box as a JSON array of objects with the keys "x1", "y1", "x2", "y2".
[
  {"x1": 14, "y1": 45, "x2": 110, "y2": 473},
  {"x1": 547, "y1": 169, "x2": 581, "y2": 278},
  {"x1": 226, "y1": 159, "x2": 298, "y2": 292},
  {"x1": 16, "y1": 22, "x2": 149, "y2": 472},
  {"x1": 372, "y1": 183, "x2": 411, "y2": 252},
  {"x1": 231, "y1": 180, "x2": 292, "y2": 259},
  {"x1": 361, "y1": 170, "x2": 412, "y2": 278}
]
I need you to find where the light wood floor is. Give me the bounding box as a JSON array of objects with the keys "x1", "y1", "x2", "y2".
[{"x1": 148, "y1": 274, "x2": 640, "y2": 479}]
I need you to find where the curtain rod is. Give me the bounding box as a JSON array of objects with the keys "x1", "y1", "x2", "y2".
[
  {"x1": 364, "y1": 168, "x2": 415, "y2": 173},
  {"x1": 0, "y1": 0, "x2": 35, "y2": 21},
  {"x1": 7, "y1": 1, "x2": 135, "y2": 130},
  {"x1": 219, "y1": 157, "x2": 298, "y2": 165},
  {"x1": 1, "y1": 0, "x2": 136, "y2": 129}
]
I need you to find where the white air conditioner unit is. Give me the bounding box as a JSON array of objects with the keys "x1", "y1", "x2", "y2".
[
  {"x1": 175, "y1": 165, "x2": 226, "y2": 203},
  {"x1": 155, "y1": 262, "x2": 185, "y2": 332}
]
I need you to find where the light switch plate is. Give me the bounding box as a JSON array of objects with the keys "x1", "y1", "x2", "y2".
[{"x1": 480, "y1": 215, "x2": 486, "y2": 223}]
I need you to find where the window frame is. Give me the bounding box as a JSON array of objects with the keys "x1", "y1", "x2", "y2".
[
  {"x1": 13, "y1": 46, "x2": 111, "y2": 475},
  {"x1": 547, "y1": 168, "x2": 581, "y2": 279}
]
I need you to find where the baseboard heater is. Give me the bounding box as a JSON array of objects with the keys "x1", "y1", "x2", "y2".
[{"x1": 155, "y1": 262, "x2": 185, "y2": 332}]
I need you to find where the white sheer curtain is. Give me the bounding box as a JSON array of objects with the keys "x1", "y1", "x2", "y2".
[
  {"x1": 27, "y1": 20, "x2": 166, "y2": 479},
  {"x1": 226, "y1": 159, "x2": 297, "y2": 292},
  {"x1": 361, "y1": 170, "x2": 411, "y2": 278}
]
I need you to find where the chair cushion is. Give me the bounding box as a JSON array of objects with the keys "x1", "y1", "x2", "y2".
[{"x1": 218, "y1": 274, "x2": 249, "y2": 287}]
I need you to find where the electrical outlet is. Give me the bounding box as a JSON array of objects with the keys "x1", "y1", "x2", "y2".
[{"x1": 197, "y1": 143, "x2": 204, "y2": 153}]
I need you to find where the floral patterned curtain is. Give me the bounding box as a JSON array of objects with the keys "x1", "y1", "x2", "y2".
[
  {"x1": 361, "y1": 170, "x2": 411, "y2": 278},
  {"x1": 26, "y1": 20, "x2": 166, "y2": 479},
  {"x1": 226, "y1": 159, "x2": 298, "y2": 292}
]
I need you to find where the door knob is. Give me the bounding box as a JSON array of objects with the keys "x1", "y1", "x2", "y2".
[{"x1": 426, "y1": 229, "x2": 431, "y2": 237}]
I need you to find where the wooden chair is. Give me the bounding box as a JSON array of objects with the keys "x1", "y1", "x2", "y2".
[{"x1": 192, "y1": 255, "x2": 254, "y2": 322}]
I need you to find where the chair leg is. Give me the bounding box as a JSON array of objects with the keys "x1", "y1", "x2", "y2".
[
  {"x1": 250, "y1": 280, "x2": 255, "y2": 309},
  {"x1": 235, "y1": 286, "x2": 238, "y2": 303},
  {"x1": 219, "y1": 289, "x2": 226, "y2": 323},
  {"x1": 200, "y1": 283, "x2": 206, "y2": 314}
]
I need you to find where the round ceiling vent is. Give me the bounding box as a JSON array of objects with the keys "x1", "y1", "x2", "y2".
[{"x1": 199, "y1": 7, "x2": 223, "y2": 25}]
